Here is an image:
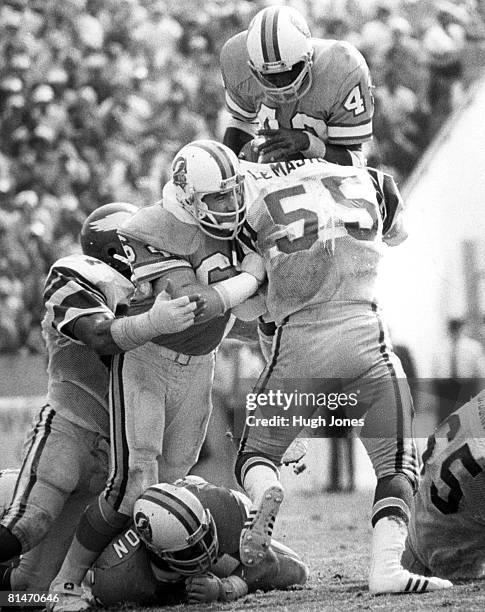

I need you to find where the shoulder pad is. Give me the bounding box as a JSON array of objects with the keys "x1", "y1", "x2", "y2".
[
  {"x1": 121, "y1": 205, "x2": 203, "y2": 256},
  {"x1": 220, "y1": 32, "x2": 252, "y2": 86},
  {"x1": 50, "y1": 254, "x2": 121, "y2": 285}
]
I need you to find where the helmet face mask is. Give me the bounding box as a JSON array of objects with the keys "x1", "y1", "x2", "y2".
[
  {"x1": 159, "y1": 509, "x2": 218, "y2": 575},
  {"x1": 134, "y1": 483, "x2": 219, "y2": 577},
  {"x1": 246, "y1": 6, "x2": 313, "y2": 104},
  {"x1": 172, "y1": 140, "x2": 246, "y2": 240},
  {"x1": 80, "y1": 202, "x2": 137, "y2": 278}
]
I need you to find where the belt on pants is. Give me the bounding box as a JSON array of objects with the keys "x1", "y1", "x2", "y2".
[{"x1": 153, "y1": 343, "x2": 213, "y2": 365}]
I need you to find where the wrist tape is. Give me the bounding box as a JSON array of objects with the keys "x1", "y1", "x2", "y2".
[
  {"x1": 212, "y1": 273, "x2": 259, "y2": 312},
  {"x1": 110, "y1": 311, "x2": 160, "y2": 351}
]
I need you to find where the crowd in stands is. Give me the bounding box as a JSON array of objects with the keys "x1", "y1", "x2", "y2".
[{"x1": 0, "y1": 0, "x2": 484, "y2": 354}]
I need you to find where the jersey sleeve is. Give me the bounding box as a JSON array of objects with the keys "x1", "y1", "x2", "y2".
[
  {"x1": 117, "y1": 233, "x2": 191, "y2": 284},
  {"x1": 220, "y1": 33, "x2": 260, "y2": 135},
  {"x1": 368, "y1": 168, "x2": 408, "y2": 246},
  {"x1": 325, "y1": 43, "x2": 374, "y2": 146},
  {"x1": 43, "y1": 261, "x2": 113, "y2": 341}
]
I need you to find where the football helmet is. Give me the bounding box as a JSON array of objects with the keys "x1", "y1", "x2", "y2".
[
  {"x1": 80, "y1": 202, "x2": 138, "y2": 278},
  {"x1": 133, "y1": 483, "x2": 218, "y2": 576},
  {"x1": 171, "y1": 140, "x2": 245, "y2": 241},
  {"x1": 246, "y1": 6, "x2": 313, "y2": 104}
]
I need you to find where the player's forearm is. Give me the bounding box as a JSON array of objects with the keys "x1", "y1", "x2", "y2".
[
  {"x1": 72, "y1": 317, "x2": 124, "y2": 355},
  {"x1": 223, "y1": 127, "x2": 254, "y2": 156},
  {"x1": 324, "y1": 143, "x2": 365, "y2": 167},
  {"x1": 171, "y1": 272, "x2": 261, "y2": 325}
]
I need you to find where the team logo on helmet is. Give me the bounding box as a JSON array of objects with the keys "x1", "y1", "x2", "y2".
[
  {"x1": 89, "y1": 211, "x2": 133, "y2": 233},
  {"x1": 172, "y1": 156, "x2": 187, "y2": 189},
  {"x1": 134, "y1": 511, "x2": 152, "y2": 544}
]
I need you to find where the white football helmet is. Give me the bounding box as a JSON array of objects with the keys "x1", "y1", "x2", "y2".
[
  {"x1": 246, "y1": 6, "x2": 313, "y2": 103},
  {"x1": 171, "y1": 140, "x2": 245, "y2": 241},
  {"x1": 133, "y1": 483, "x2": 218, "y2": 575}
]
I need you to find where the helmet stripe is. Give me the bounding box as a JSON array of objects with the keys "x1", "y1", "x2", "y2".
[
  {"x1": 191, "y1": 141, "x2": 235, "y2": 181},
  {"x1": 142, "y1": 492, "x2": 199, "y2": 535},
  {"x1": 261, "y1": 7, "x2": 281, "y2": 64}
]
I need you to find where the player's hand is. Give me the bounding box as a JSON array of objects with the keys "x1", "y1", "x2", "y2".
[
  {"x1": 282, "y1": 438, "x2": 309, "y2": 475},
  {"x1": 185, "y1": 573, "x2": 223, "y2": 603},
  {"x1": 240, "y1": 252, "x2": 266, "y2": 284},
  {"x1": 149, "y1": 279, "x2": 205, "y2": 334},
  {"x1": 256, "y1": 127, "x2": 309, "y2": 162}
]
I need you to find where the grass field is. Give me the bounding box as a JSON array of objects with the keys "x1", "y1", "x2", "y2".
[{"x1": 130, "y1": 487, "x2": 485, "y2": 612}]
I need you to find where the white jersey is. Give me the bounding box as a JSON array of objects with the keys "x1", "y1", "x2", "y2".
[
  {"x1": 42, "y1": 254, "x2": 133, "y2": 435},
  {"x1": 406, "y1": 391, "x2": 485, "y2": 579},
  {"x1": 239, "y1": 159, "x2": 406, "y2": 324}
]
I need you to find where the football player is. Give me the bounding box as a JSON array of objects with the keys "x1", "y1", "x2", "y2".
[
  {"x1": 227, "y1": 157, "x2": 452, "y2": 595},
  {"x1": 0, "y1": 203, "x2": 199, "y2": 593},
  {"x1": 221, "y1": 5, "x2": 374, "y2": 166},
  {"x1": 48, "y1": 142, "x2": 267, "y2": 612},
  {"x1": 402, "y1": 390, "x2": 485, "y2": 580},
  {"x1": 87, "y1": 476, "x2": 308, "y2": 605}
]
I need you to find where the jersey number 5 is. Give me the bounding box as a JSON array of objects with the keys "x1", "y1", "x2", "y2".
[{"x1": 263, "y1": 176, "x2": 378, "y2": 255}]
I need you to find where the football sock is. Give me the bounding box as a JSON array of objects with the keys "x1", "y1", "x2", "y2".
[
  {"x1": 240, "y1": 457, "x2": 280, "y2": 507},
  {"x1": 52, "y1": 498, "x2": 130, "y2": 587},
  {"x1": 368, "y1": 515, "x2": 452, "y2": 594},
  {"x1": 0, "y1": 526, "x2": 21, "y2": 562}
]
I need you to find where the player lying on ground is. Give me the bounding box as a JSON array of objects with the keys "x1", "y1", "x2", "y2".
[
  {"x1": 47, "y1": 142, "x2": 268, "y2": 612},
  {"x1": 402, "y1": 390, "x2": 485, "y2": 580},
  {"x1": 87, "y1": 476, "x2": 308, "y2": 605},
  {"x1": 0, "y1": 203, "x2": 201, "y2": 592},
  {"x1": 0, "y1": 473, "x2": 308, "y2": 605}
]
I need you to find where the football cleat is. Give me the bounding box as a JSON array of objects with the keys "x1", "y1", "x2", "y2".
[
  {"x1": 239, "y1": 484, "x2": 284, "y2": 566},
  {"x1": 47, "y1": 582, "x2": 93, "y2": 612},
  {"x1": 368, "y1": 569, "x2": 453, "y2": 595}
]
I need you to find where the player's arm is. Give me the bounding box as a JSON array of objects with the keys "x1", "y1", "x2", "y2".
[
  {"x1": 186, "y1": 543, "x2": 308, "y2": 603},
  {"x1": 223, "y1": 127, "x2": 254, "y2": 157},
  {"x1": 367, "y1": 168, "x2": 408, "y2": 246},
  {"x1": 152, "y1": 253, "x2": 266, "y2": 325},
  {"x1": 66, "y1": 289, "x2": 200, "y2": 355},
  {"x1": 325, "y1": 46, "x2": 374, "y2": 167}
]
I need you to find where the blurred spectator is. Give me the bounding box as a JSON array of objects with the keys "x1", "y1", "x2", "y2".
[{"x1": 423, "y1": 1, "x2": 467, "y2": 135}]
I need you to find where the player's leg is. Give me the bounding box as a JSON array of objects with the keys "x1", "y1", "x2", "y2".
[
  {"x1": 49, "y1": 346, "x2": 165, "y2": 610},
  {"x1": 358, "y1": 358, "x2": 452, "y2": 594},
  {"x1": 235, "y1": 323, "x2": 313, "y2": 565},
  {"x1": 0, "y1": 407, "x2": 93, "y2": 562},
  {"x1": 159, "y1": 353, "x2": 215, "y2": 483}
]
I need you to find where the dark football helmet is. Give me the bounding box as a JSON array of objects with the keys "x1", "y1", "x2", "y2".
[{"x1": 80, "y1": 202, "x2": 138, "y2": 278}]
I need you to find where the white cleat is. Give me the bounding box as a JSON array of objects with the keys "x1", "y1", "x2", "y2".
[
  {"x1": 47, "y1": 582, "x2": 93, "y2": 612},
  {"x1": 369, "y1": 569, "x2": 453, "y2": 594},
  {"x1": 240, "y1": 484, "x2": 284, "y2": 566}
]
